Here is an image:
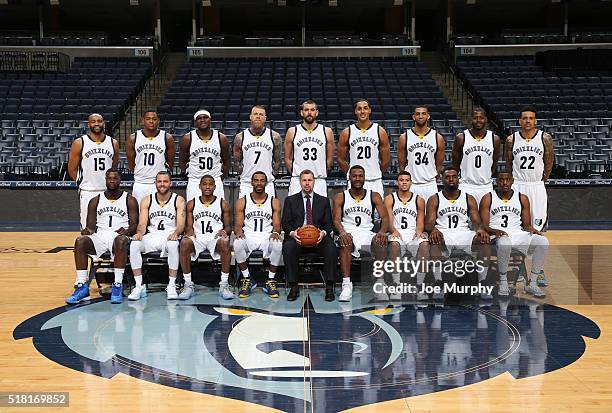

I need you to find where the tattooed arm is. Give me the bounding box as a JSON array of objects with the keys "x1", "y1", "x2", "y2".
[
  {"x1": 271, "y1": 130, "x2": 282, "y2": 176},
  {"x1": 542, "y1": 132, "x2": 554, "y2": 181},
  {"x1": 233, "y1": 131, "x2": 243, "y2": 176}
]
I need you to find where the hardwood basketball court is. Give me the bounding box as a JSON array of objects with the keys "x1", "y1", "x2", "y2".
[{"x1": 1, "y1": 230, "x2": 611, "y2": 412}]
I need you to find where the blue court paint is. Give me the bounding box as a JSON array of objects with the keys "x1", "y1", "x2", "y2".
[{"x1": 14, "y1": 288, "x2": 600, "y2": 412}]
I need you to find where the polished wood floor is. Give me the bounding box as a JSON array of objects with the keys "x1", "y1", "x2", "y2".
[{"x1": 1, "y1": 231, "x2": 612, "y2": 412}]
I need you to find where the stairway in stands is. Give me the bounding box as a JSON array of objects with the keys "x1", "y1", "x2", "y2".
[
  {"x1": 113, "y1": 52, "x2": 186, "y2": 146},
  {"x1": 421, "y1": 51, "x2": 473, "y2": 127}
]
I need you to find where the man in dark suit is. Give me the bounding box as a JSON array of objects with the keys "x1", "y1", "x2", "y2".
[{"x1": 282, "y1": 169, "x2": 337, "y2": 301}]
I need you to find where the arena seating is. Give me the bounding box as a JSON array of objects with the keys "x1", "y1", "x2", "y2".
[
  {"x1": 0, "y1": 57, "x2": 151, "y2": 178},
  {"x1": 157, "y1": 56, "x2": 463, "y2": 177},
  {"x1": 457, "y1": 56, "x2": 612, "y2": 175}
]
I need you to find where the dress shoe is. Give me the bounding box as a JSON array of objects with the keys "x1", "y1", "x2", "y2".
[
  {"x1": 287, "y1": 285, "x2": 300, "y2": 301},
  {"x1": 325, "y1": 284, "x2": 335, "y2": 302}
]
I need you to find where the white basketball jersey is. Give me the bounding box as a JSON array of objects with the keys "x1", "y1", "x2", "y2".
[
  {"x1": 292, "y1": 124, "x2": 327, "y2": 178},
  {"x1": 146, "y1": 192, "x2": 178, "y2": 235},
  {"x1": 511, "y1": 130, "x2": 545, "y2": 182},
  {"x1": 78, "y1": 135, "x2": 114, "y2": 191},
  {"x1": 348, "y1": 123, "x2": 381, "y2": 180},
  {"x1": 342, "y1": 189, "x2": 374, "y2": 231},
  {"x1": 435, "y1": 191, "x2": 470, "y2": 230},
  {"x1": 243, "y1": 194, "x2": 274, "y2": 234},
  {"x1": 193, "y1": 195, "x2": 223, "y2": 237},
  {"x1": 392, "y1": 192, "x2": 418, "y2": 234},
  {"x1": 405, "y1": 128, "x2": 438, "y2": 184},
  {"x1": 460, "y1": 129, "x2": 494, "y2": 185},
  {"x1": 489, "y1": 190, "x2": 523, "y2": 231},
  {"x1": 240, "y1": 128, "x2": 274, "y2": 184},
  {"x1": 96, "y1": 191, "x2": 129, "y2": 232},
  {"x1": 133, "y1": 129, "x2": 167, "y2": 184},
  {"x1": 187, "y1": 129, "x2": 222, "y2": 180}
]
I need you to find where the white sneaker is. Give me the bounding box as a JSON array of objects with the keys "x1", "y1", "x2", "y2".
[
  {"x1": 128, "y1": 285, "x2": 147, "y2": 301},
  {"x1": 417, "y1": 292, "x2": 429, "y2": 301},
  {"x1": 338, "y1": 281, "x2": 353, "y2": 302},
  {"x1": 167, "y1": 283, "x2": 178, "y2": 300},
  {"x1": 498, "y1": 283, "x2": 511, "y2": 297},
  {"x1": 178, "y1": 282, "x2": 195, "y2": 300},
  {"x1": 516, "y1": 274, "x2": 526, "y2": 283},
  {"x1": 219, "y1": 282, "x2": 235, "y2": 300},
  {"x1": 524, "y1": 283, "x2": 546, "y2": 298}
]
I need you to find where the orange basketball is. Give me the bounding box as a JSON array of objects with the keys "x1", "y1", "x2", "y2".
[{"x1": 297, "y1": 225, "x2": 321, "y2": 248}]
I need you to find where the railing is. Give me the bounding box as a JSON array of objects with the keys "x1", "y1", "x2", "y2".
[
  {"x1": 0, "y1": 51, "x2": 70, "y2": 72},
  {"x1": 111, "y1": 46, "x2": 168, "y2": 143}
]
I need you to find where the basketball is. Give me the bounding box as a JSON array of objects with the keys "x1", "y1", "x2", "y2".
[{"x1": 297, "y1": 225, "x2": 321, "y2": 248}]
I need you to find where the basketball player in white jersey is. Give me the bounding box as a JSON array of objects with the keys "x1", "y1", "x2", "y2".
[
  {"x1": 384, "y1": 171, "x2": 429, "y2": 299},
  {"x1": 233, "y1": 105, "x2": 282, "y2": 198},
  {"x1": 425, "y1": 166, "x2": 489, "y2": 299},
  {"x1": 506, "y1": 105, "x2": 554, "y2": 232},
  {"x1": 480, "y1": 169, "x2": 549, "y2": 297},
  {"x1": 126, "y1": 110, "x2": 175, "y2": 204},
  {"x1": 179, "y1": 175, "x2": 233, "y2": 300},
  {"x1": 233, "y1": 171, "x2": 283, "y2": 299},
  {"x1": 284, "y1": 99, "x2": 335, "y2": 196},
  {"x1": 66, "y1": 169, "x2": 139, "y2": 305},
  {"x1": 128, "y1": 171, "x2": 185, "y2": 301},
  {"x1": 333, "y1": 165, "x2": 389, "y2": 301},
  {"x1": 337, "y1": 99, "x2": 391, "y2": 198},
  {"x1": 398, "y1": 105, "x2": 446, "y2": 201},
  {"x1": 452, "y1": 107, "x2": 501, "y2": 204},
  {"x1": 179, "y1": 110, "x2": 230, "y2": 201},
  {"x1": 67, "y1": 113, "x2": 120, "y2": 229}
]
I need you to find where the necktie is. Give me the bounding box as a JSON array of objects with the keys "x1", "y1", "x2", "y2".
[{"x1": 305, "y1": 194, "x2": 313, "y2": 225}]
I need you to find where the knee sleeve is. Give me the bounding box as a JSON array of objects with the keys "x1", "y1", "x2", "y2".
[
  {"x1": 233, "y1": 238, "x2": 249, "y2": 263},
  {"x1": 129, "y1": 241, "x2": 145, "y2": 270},
  {"x1": 166, "y1": 240, "x2": 179, "y2": 270},
  {"x1": 268, "y1": 240, "x2": 283, "y2": 266},
  {"x1": 530, "y1": 234, "x2": 549, "y2": 273},
  {"x1": 495, "y1": 236, "x2": 512, "y2": 274}
]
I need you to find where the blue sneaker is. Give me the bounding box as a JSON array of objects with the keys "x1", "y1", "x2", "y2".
[
  {"x1": 263, "y1": 279, "x2": 279, "y2": 299},
  {"x1": 66, "y1": 283, "x2": 90, "y2": 305},
  {"x1": 238, "y1": 278, "x2": 257, "y2": 298},
  {"x1": 110, "y1": 282, "x2": 123, "y2": 304}
]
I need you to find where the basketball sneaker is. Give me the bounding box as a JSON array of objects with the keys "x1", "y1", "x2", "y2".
[
  {"x1": 536, "y1": 272, "x2": 548, "y2": 287},
  {"x1": 167, "y1": 283, "x2": 178, "y2": 300},
  {"x1": 110, "y1": 282, "x2": 123, "y2": 304},
  {"x1": 219, "y1": 281, "x2": 235, "y2": 300},
  {"x1": 263, "y1": 279, "x2": 279, "y2": 298},
  {"x1": 66, "y1": 283, "x2": 90, "y2": 305},
  {"x1": 338, "y1": 281, "x2": 353, "y2": 302},
  {"x1": 417, "y1": 292, "x2": 429, "y2": 301},
  {"x1": 524, "y1": 283, "x2": 546, "y2": 298},
  {"x1": 128, "y1": 285, "x2": 147, "y2": 301},
  {"x1": 178, "y1": 282, "x2": 195, "y2": 300},
  {"x1": 238, "y1": 278, "x2": 257, "y2": 298}
]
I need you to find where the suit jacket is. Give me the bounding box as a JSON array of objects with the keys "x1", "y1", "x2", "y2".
[{"x1": 281, "y1": 192, "x2": 333, "y2": 236}]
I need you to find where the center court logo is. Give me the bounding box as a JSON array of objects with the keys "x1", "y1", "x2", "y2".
[{"x1": 14, "y1": 292, "x2": 600, "y2": 412}]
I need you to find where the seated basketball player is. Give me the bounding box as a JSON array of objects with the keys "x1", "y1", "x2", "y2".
[
  {"x1": 233, "y1": 171, "x2": 283, "y2": 299},
  {"x1": 66, "y1": 169, "x2": 139, "y2": 305},
  {"x1": 425, "y1": 166, "x2": 489, "y2": 300},
  {"x1": 179, "y1": 175, "x2": 233, "y2": 300},
  {"x1": 128, "y1": 171, "x2": 185, "y2": 301},
  {"x1": 479, "y1": 169, "x2": 549, "y2": 298},
  {"x1": 282, "y1": 169, "x2": 337, "y2": 302},
  {"x1": 384, "y1": 171, "x2": 430, "y2": 300},
  {"x1": 333, "y1": 165, "x2": 389, "y2": 302}
]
